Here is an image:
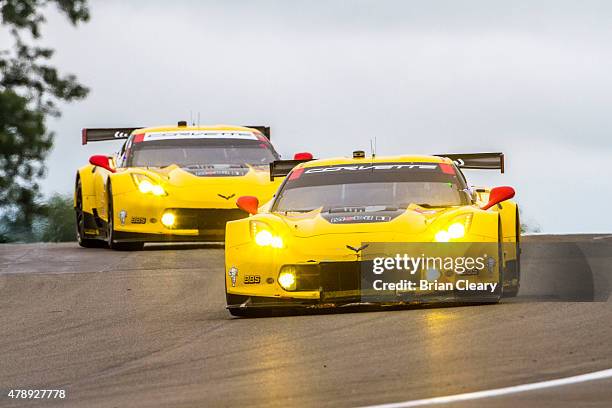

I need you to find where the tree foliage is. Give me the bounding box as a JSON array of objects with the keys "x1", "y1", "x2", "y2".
[{"x1": 0, "y1": 0, "x2": 89, "y2": 241}]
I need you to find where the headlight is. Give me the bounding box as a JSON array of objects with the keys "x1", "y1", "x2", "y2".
[
  {"x1": 278, "y1": 266, "x2": 297, "y2": 291},
  {"x1": 161, "y1": 212, "x2": 175, "y2": 227},
  {"x1": 435, "y1": 214, "x2": 473, "y2": 242},
  {"x1": 131, "y1": 174, "x2": 167, "y2": 196},
  {"x1": 250, "y1": 221, "x2": 284, "y2": 248}
]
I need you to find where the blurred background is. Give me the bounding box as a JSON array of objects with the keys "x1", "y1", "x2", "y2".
[{"x1": 2, "y1": 0, "x2": 612, "y2": 241}]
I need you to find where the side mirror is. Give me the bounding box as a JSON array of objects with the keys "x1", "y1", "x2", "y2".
[
  {"x1": 236, "y1": 196, "x2": 259, "y2": 215},
  {"x1": 89, "y1": 155, "x2": 115, "y2": 173},
  {"x1": 293, "y1": 152, "x2": 313, "y2": 160},
  {"x1": 481, "y1": 186, "x2": 515, "y2": 210}
]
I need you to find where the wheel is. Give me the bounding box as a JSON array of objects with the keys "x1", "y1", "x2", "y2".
[
  {"x1": 490, "y1": 217, "x2": 504, "y2": 302},
  {"x1": 75, "y1": 177, "x2": 104, "y2": 248},
  {"x1": 502, "y1": 208, "x2": 521, "y2": 297},
  {"x1": 106, "y1": 183, "x2": 144, "y2": 251}
]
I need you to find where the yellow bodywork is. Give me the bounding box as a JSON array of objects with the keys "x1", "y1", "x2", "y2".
[
  {"x1": 225, "y1": 154, "x2": 519, "y2": 310},
  {"x1": 75, "y1": 125, "x2": 283, "y2": 243}
]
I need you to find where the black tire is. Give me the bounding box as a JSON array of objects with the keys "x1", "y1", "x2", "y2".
[
  {"x1": 491, "y1": 217, "x2": 504, "y2": 302},
  {"x1": 75, "y1": 177, "x2": 104, "y2": 248},
  {"x1": 106, "y1": 183, "x2": 144, "y2": 251},
  {"x1": 503, "y1": 209, "x2": 521, "y2": 297}
]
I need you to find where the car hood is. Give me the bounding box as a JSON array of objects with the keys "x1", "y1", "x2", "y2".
[
  {"x1": 275, "y1": 205, "x2": 457, "y2": 238},
  {"x1": 127, "y1": 165, "x2": 281, "y2": 207}
]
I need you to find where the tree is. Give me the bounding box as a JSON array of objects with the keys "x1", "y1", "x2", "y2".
[
  {"x1": 38, "y1": 193, "x2": 74, "y2": 242},
  {"x1": 0, "y1": 0, "x2": 89, "y2": 242}
]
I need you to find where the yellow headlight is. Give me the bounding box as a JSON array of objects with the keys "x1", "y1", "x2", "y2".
[
  {"x1": 435, "y1": 214, "x2": 472, "y2": 242},
  {"x1": 151, "y1": 185, "x2": 165, "y2": 196},
  {"x1": 278, "y1": 270, "x2": 296, "y2": 291},
  {"x1": 132, "y1": 174, "x2": 167, "y2": 196},
  {"x1": 251, "y1": 221, "x2": 284, "y2": 248},
  {"x1": 138, "y1": 179, "x2": 154, "y2": 194},
  {"x1": 435, "y1": 230, "x2": 451, "y2": 242},
  {"x1": 254, "y1": 230, "x2": 273, "y2": 246},
  {"x1": 161, "y1": 212, "x2": 175, "y2": 227},
  {"x1": 447, "y1": 222, "x2": 465, "y2": 239}
]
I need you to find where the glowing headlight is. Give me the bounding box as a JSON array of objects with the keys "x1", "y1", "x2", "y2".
[
  {"x1": 250, "y1": 221, "x2": 284, "y2": 248},
  {"x1": 447, "y1": 222, "x2": 466, "y2": 239},
  {"x1": 161, "y1": 212, "x2": 175, "y2": 227},
  {"x1": 132, "y1": 174, "x2": 167, "y2": 196},
  {"x1": 435, "y1": 214, "x2": 472, "y2": 242},
  {"x1": 435, "y1": 230, "x2": 451, "y2": 242},
  {"x1": 254, "y1": 230, "x2": 273, "y2": 246},
  {"x1": 138, "y1": 179, "x2": 154, "y2": 193},
  {"x1": 278, "y1": 268, "x2": 296, "y2": 291}
]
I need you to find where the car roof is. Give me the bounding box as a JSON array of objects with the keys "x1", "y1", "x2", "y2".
[
  {"x1": 134, "y1": 124, "x2": 260, "y2": 133},
  {"x1": 298, "y1": 154, "x2": 452, "y2": 168}
]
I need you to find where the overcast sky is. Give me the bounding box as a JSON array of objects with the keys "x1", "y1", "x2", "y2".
[{"x1": 10, "y1": 0, "x2": 612, "y2": 233}]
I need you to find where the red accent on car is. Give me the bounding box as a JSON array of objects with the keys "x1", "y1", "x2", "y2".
[
  {"x1": 236, "y1": 196, "x2": 259, "y2": 215},
  {"x1": 133, "y1": 133, "x2": 145, "y2": 143},
  {"x1": 481, "y1": 186, "x2": 516, "y2": 210},
  {"x1": 293, "y1": 152, "x2": 313, "y2": 160},
  {"x1": 288, "y1": 168, "x2": 304, "y2": 181},
  {"x1": 439, "y1": 163, "x2": 455, "y2": 175},
  {"x1": 89, "y1": 155, "x2": 115, "y2": 173},
  {"x1": 81, "y1": 129, "x2": 87, "y2": 145}
]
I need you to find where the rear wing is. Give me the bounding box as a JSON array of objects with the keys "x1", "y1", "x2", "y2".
[
  {"x1": 436, "y1": 152, "x2": 505, "y2": 173},
  {"x1": 82, "y1": 125, "x2": 270, "y2": 145},
  {"x1": 269, "y1": 159, "x2": 314, "y2": 181},
  {"x1": 81, "y1": 127, "x2": 142, "y2": 145}
]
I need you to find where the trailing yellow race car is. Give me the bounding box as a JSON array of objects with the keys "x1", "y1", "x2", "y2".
[
  {"x1": 225, "y1": 151, "x2": 520, "y2": 316},
  {"x1": 75, "y1": 122, "x2": 309, "y2": 250}
]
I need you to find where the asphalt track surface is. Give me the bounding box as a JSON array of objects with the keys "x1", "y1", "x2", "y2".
[{"x1": 1, "y1": 235, "x2": 611, "y2": 407}]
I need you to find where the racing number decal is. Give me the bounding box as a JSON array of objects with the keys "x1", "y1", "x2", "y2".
[{"x1": 244, "y1": 275, "x2": 261, "y2": 284}]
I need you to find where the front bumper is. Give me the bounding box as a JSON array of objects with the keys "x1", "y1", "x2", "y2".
[
  {"x1": 226, "y1": 257, "x2": 503, "y2": 310},
  {"x1": 114, "y1": 207, "x2": 247, "y2": 242}
]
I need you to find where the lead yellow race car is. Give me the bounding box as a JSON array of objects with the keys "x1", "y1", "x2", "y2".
[
  {"x1": 225, "y1": 151, "x2": 520, "y2": 316},
  {"x1": 75, "y1": 122, "x2": 309, "y2": 250}
]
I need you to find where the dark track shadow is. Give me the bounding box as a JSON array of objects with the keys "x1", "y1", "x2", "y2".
[{"x1": 143, "y1": 242, "x2": 224, "y2": 251}]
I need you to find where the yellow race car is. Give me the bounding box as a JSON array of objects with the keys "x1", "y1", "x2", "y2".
[
  {"x1": 225, "y1": 151, "x2": 520, "y2": 316},
  {"x1": 75, "y1": 122, "x2": 308, "y2": 250}
]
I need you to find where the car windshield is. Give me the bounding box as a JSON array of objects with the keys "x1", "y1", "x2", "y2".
[
  {"x1": 273, "y1": 162, "x2": 469, "y2": 212},
  {"x1": 128, "y1": 138, "x2": 278, "y2": 168}
]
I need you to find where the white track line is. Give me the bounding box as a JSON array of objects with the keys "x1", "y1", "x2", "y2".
[
  {"x1": 592, "y1": 235, "x2": 612, "y2": 240},
  {"x1": 361, "y1": 368, "x2": 612, "y2": 408}
]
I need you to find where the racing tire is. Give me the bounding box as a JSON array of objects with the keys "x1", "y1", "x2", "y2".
[
  {"x1": 489, "y1": 217, "x2": 505, "y2": 303},
  {"x1": 106, "y1": 183, "x2": 144, "y2": 251},
  {"x1": 75, "y1": 177, "x2": 104, "y2": 248},
  {"x1": 502, "y1": 209, "x2": 521, "y2": 298}
]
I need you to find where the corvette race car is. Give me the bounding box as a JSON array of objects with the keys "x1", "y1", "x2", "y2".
[
  {"x1": 75, "y1": 122, "x2": 309, "y2": 250},
  {"x1": 225, "y1": 151, "x2": 520, "y2": 316}
]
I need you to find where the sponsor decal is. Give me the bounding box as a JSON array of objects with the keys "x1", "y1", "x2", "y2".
[
  {"x1": 130, "y1": 216, "x2": 146, "y2": 224},
  {"x1": 118, "y1": 210, "x2": 127, "y2": 226},
  {"x1": 330, "y1": 215, "x2": 392, "y2": 224},
  {"x1": 244, "y1": 275, "x2": 261, "y2": 284},
  {"x1": 228, "y1": 266, "x2": 239, "y2": 287},
  {"x1": 114, "y1": 131, "x2": 130, "y2": 139},
  {"x1": 143, "y1": 131, "x2": 257, "y2": 141},
  {"x1": 304, "y1": 164, "x2": 437, "y2": 174}
]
